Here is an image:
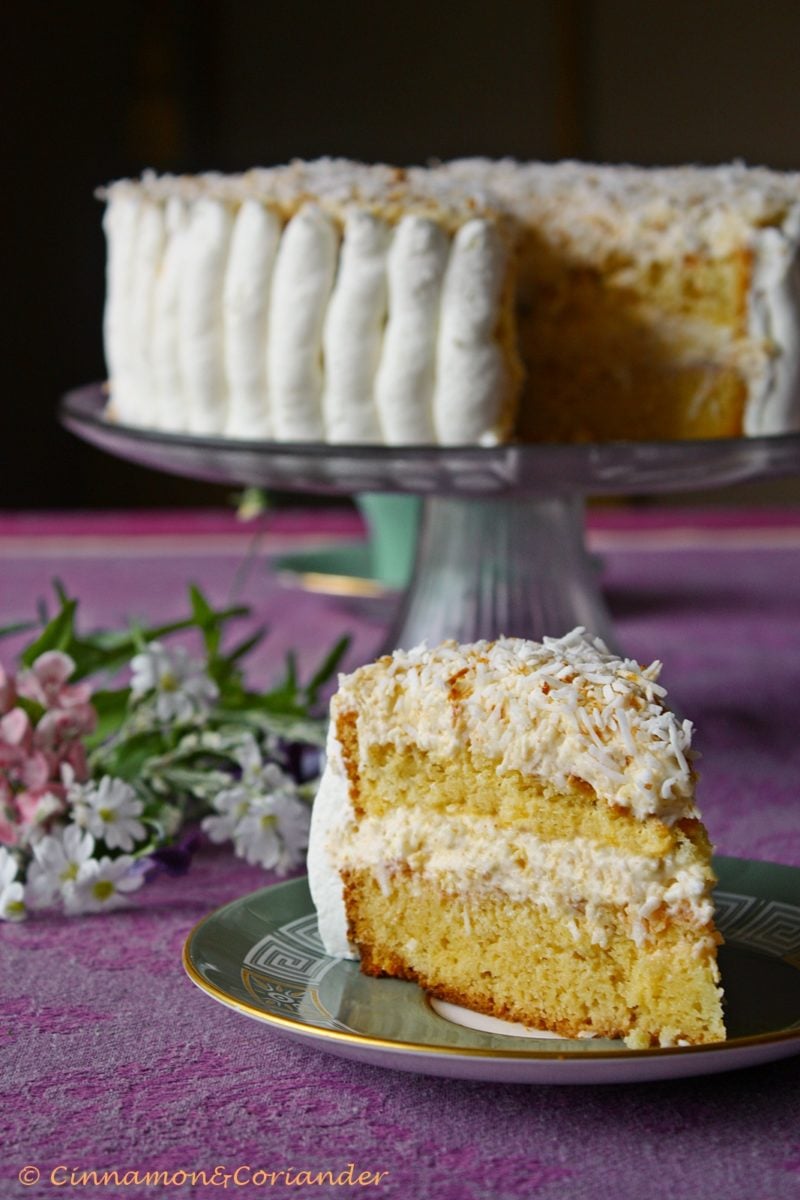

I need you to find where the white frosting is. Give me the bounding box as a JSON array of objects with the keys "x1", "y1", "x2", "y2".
[
  {"x1": 223, "y1": 200, "x2": 281, "y2": 439},
  {"x1": 129, "y1": 200, "x2": 165, "y2": 428},
  {"x1": 102, "y1": 190, "x2": 141, "y2": 424},
  {"x1": 152, "y1": 196, "x2": 189, "y2": 431},
  {"x1": 101, "y1": 174, "x2": 511, "y2": 446},
  {"x1": 268, "y1": 204, "x2": 339, "y2": 441},
  {"x1": 745, "y1": 213, "x2": 800, "y2": 435},
  {"x1": 374, "y1": 215, "x2": 448, "y2": 444},
  {"x1": 322, "y1": 210, "x2": 391, "y2": 442},
  {"x1": 433, "y1": 219, "x2": 511, "y2": 445},
  {"x1": 179, "y1": 197, "x2": 233, "y2": 435},
  {"x1": 307, "y1": 726, "x2": 358, "y2": 959}
]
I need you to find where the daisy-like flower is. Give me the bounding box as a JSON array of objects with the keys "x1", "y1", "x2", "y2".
[
  {"x1": 234, "y1": 789, "x2": 310, "y2": 873},
  {"x1": 63, "y1": 854, "x2": 145, "y2": 915},
  {"x1": 26, "y1": 824, "x2": 96, "y2": 909},
  {"x1": 130, "y1": 642, "x2": 219, "y2": 724},
  {"x1": 71, "y1": 775, "x2": 147, "y2": 852},
  {"x1": 202, "y1": 758, "x2": 309, "y2": 874},
  {"x1": 0, "y1": 846, "x2": 26, "y2": 921},
  {"x1": 201, "y1": 785, "x2": 251, "y2": 845}
]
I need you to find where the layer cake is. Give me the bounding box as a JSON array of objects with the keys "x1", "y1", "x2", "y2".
[{"x1": 100, "y1": 158, "x2": 800, "y2": 444}]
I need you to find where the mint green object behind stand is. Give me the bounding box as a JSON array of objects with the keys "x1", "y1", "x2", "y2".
[
  {"x1": 357, "y1": 494, "x2": 421, "y2": 589},
  {"x1": 273, "y1": 494, "x2": 421, "y2": 591}
]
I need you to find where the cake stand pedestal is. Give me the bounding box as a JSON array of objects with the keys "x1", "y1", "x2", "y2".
[{"x1": 61, "y1": 384, "x2": 800, "y2": 654}]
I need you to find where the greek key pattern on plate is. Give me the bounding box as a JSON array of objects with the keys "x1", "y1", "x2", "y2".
[
  {"x1": 715, "y1": 890, "x2": 800, "y2": 959},
  {"x1": 244, "y1": 913, "x2": 328, "y2": 984},
  {"x1": 241, "y1": 914, "x2": 353, "y2": 1032}
]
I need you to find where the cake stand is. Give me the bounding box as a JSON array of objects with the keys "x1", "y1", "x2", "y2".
[{"x1": 61, "y1": 384, "x2": 800, "y2": 653}]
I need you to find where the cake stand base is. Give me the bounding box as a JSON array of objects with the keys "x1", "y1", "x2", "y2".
[{"x1": 383, "y1": 494, "x2": 616, "y2": 653}]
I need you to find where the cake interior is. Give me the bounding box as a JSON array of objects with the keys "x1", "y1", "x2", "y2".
[
  {"x1": 337, "y1": 726, "x2": 726, "y2": 1049},
  {"x1": 513, "y1": 234, "x2": 751, "y2": 442}
]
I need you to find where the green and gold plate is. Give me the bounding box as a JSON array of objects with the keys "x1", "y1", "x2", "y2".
[{"x1": 183, "y1": 856, "x2": 800, "y2": 1084}]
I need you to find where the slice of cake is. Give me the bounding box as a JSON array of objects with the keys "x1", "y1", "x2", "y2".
[{"x1": 307, "y1": 628, "x2": 726, "y2": 1049}]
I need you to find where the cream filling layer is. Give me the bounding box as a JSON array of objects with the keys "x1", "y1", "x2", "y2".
[{"x1": 336, "y1": 808, "x2": 714, "y2": 950}]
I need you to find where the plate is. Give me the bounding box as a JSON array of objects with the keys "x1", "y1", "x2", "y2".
[{"x1": 183, "y1": 856, "x2": 800, "y2": 1084}]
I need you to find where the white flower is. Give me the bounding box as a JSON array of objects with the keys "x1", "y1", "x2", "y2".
[
  {"x1": 73, "y1": 776, "x2": 146, "y2": 852},
  {"x1": 130, "y1": 641, "x2": 218, "y2": 723},
  {"x1": 64, "y1": 855, "x2": 145, "y2": 915},
  {"x1": 201, "y1": 759, "x2": 310, "y2": 874},
  {"x1": 201, "y1": 785, "x2": 251, "y2": 845},
  {"x1": 234, "y1": 790, "x2": 310, "y2": 873},
  {"x1": 26, "y1": 824, "x2": 96, "y2": 909},
  {"x1": 0, "y1": 846, "x2": 26, "y2": 921}
]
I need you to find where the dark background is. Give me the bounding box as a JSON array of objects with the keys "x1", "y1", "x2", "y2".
[{"x1": 4, "y1": 0, "x2": 800, "y2": 510}]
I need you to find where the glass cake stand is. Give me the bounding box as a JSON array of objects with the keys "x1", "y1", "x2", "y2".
[{"x1": 61, "y1": 383, "x2": 800, "y2": 653}]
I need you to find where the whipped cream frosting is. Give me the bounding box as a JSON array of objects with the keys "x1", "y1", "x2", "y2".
[
  {"x1": 100, "y1": 166, "x2": 513, "y2": 445},
  {"x1": 307, "y1": 720, "x2": 358, "y2": 959},
  {"x1": 745, "y1": 214, "x2": 800, "y2": 434},
  {"x1": 433, "y1": 219, "x2": 511, "y2": 446},
  {"x1": 153, "y1": 196, "x2": 189, "y2": 430},
  {"x1": 102, "y1": 189, "x2": 141, "y2": 426},
  {"x1": 322, "y1": 210, "x2": 391, "y2": 442},
  {"x1": 223, "y1": 199, "x2": 281, "y2": 439},
  {"x1": 180, "y1": 198, "x2": 233, "y2": 435},
  {"x1": 268, "y1": 204, "x2": 339, "y2": 441}
]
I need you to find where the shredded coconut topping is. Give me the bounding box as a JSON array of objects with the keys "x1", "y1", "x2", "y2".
[{"x1": 332, "y1": 628, "x2": 698, "y2": 824}]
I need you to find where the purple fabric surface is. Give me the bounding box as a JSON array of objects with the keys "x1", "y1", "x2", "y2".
[{"x1": 2, "y1": 510, "x2": 800, "y2": 1200}]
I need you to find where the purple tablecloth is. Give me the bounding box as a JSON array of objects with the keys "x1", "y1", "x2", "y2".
[{"x1": 2, "y1": 508, "x2": 799, "y2": 1200}]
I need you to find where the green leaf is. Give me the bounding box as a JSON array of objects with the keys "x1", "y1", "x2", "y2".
[
  {"x1": 304, "y1": 635, "x2": 350, "y2": 706},
  {"x1": 13, "y1": 695, "x2": 46, "y2": 724},
  {"x1": 96, "y1": 729, "x2": 168, "y2": 781},
  {"x1": 85, "y1": 688, "x2": 132, "y2": 749},
  {"x1": 226, "y1": 625, "x2": 268, "y2": 667},
  {"x1": 0, "y1": 619, "x2": 37, "y2": 643},
  {"x1": 20, "y1": 598, "x2": 78, "y2": 666},
  {"x1": 189, "y1": 583, "x2": 221, "y2": 660}
]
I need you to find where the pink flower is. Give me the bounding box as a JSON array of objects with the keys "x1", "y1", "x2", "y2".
[
  {"x1": 0, "y1": 665, "x2": 16, "y2": 714},
  {"x1": 0, "y1": 708, "x2": 33, "y2": 771},
  {"x1": 0, "y1": 777, "x2": 19, "y2": 846},
  {"x1": 15, "y1": 786, "x2": 66, "y2": 831},
  {"x1": 35, "y1": 703, "x2": 97, "y2": 750},
  {"x1": 60, "y1": 739, "x2": 89, "y2": 783},
  {"x1": 17, "y1": 651, "x2": 92, "y2": 712}
]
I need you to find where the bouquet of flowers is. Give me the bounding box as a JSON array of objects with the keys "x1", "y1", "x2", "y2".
[{"x1": 0, "y1": 584, "x2": 347, "y2": 921}]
